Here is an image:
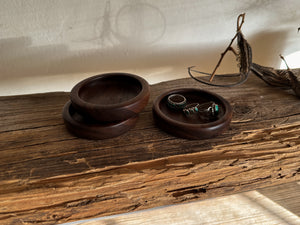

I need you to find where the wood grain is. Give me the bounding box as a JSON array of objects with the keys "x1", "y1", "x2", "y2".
[{"x1": 0, "y1": 73, "x2": 300, "y2": 224}]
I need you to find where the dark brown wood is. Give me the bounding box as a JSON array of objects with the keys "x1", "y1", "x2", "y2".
[
  {"x1": 62, "y1": 101, "x2": 138, "y2": 139},
  {"x1": 70, "y1": 73, "x2": 150, "y2": 122},
  {"x1": 152, "y1": 88, "x2": 232, "y2": 139},
  {"x1": 0, "y1": 73, "x2": 300, "y2": 224}
]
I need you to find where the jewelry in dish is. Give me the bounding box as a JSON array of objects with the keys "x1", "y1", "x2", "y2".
[
  {"x1": 167, "y1": 94, "x2": 187, "y2": 110},
  {"x1": 198, "y1": 101, "x2": 219, "y2": 117},
  {"x1": 184, "y1": 101, "x2": 219, "y2": 117}
]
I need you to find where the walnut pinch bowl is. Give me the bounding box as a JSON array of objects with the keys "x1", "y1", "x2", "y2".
[
  {"x1": 152, "y1": 88, "x2": 232, "y2": 139},
  {"x1": 70, "y1": 73, "x2": 150, "y2": 122}
]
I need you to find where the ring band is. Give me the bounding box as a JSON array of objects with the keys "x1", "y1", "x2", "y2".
[
  {"x1": 198, "y1": 101, "x2": 219, "y2": 117},
  {"x1": 167, "y1": 94, "x2": 187, "y2": 110},
  {"x1": 209, "y1": 102, "x2": 219, "y2": 116},
  {"x1": 183, "y1": 103, "x2": 199, "y2": 115}
]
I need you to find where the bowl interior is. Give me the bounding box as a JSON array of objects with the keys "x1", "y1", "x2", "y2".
[
  {"x1": 78, "y1": 75, "x2": 143, "y2": 105},
  {"x1": 158, "y1": 89, "x2": 226, "y2": 125}
]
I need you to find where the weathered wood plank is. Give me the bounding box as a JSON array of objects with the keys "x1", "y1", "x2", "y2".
[{"x1": 0, "y1": 74, "x2": 300, "y2": 224}]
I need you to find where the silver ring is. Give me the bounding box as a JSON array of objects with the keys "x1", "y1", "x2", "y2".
[{"x1": 167, "y1": 94, "x2": 187, "y2": 110}]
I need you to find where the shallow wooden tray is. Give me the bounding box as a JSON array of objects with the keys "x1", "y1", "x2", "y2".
[{"x1": 152, "y1": 88, "x2": 232, "y2": 139}]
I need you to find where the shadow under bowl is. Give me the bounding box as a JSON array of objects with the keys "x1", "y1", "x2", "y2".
[
  {"x1": 70, "y1": 73, "x2": 150, "y2": 122},
  {"x1": 152, "y1": 88, "x2": 232, "y2": 139}
]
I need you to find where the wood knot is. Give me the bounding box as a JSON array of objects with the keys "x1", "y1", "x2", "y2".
[{"x1": 233, "y1": 104, "x2": 252, "y2": 115}]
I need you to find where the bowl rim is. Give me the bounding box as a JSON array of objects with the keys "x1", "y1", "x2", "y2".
[
  {"x1": 70, "y1": 72, "x2": 150, "y2": 110},
  {"x1": 152, "y1": 88, "x2": 232, "y2": 129}
]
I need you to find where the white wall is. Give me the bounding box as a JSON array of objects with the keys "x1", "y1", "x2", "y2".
[{"x1": 1, "y1": 0, "x2": 300, "y2": 96}]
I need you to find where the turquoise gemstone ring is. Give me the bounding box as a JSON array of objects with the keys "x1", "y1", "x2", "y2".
[
  {"x1": 183, "y1": 103, "x2": 200, "y2": 115},
  {"x1": 184, "y1": 101, "x2": 219, "y2": 117},
  {"x1": 198, "y1": 101, "x2": 219, "y2": 117}
]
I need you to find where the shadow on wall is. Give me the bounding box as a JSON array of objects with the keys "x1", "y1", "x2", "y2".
[
  {"x1": 0, "y1": 1, "x2": 290, "y2": 84},
  {"x1": 0, "y1": 32, "x2": 289, "y2": 81},
  {"x1": 249, "y1": 30, "x2": 289, "y2": 67},
  {"x1": 0, "y1": 1, "x2": 169, "y2": 80}
]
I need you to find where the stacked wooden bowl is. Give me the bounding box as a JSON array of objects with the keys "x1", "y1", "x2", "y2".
[{"x1": 63, "y1": 73, "x2": 150, "y2": 139}]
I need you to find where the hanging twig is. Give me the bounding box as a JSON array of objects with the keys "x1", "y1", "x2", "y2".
[{"x1": 209, "y1": 14, "x2": 246, "y2": 82}]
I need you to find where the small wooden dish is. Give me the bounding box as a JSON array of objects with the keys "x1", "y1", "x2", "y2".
[
  {"x1": 70, "y1": 73, "x2": 150, "y2": 122},
  {"x1": 152, "y1": 88, "x2": 232, "y2": 139},
  {"x1": 63, "y1": 101, "x2": 138, "y2": 139}
]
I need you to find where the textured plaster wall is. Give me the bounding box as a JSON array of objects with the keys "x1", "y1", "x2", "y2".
[{"x1": 0, "y1": 0, "x2": 300, "y2": 95}]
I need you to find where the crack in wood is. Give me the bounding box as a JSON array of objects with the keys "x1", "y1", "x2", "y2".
[
  {"x1": 0, "y1": 123, "x2": 65, "y2": 134},
  {"x1": 172, "y1": 187, "x2": 207, "y2": 197},
  {"x1": 22, "y1": 137, "x2": 78, "y2": 148}
]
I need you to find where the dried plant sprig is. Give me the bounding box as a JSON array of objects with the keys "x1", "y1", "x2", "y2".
[
  {"x1": 251, "y1": 63, "x2": 291, "y2": 88},
  {"x1": 209, "y1": 13, "x2": 248, "y2": 82},
  {"x1": 251, "y1": 55, "x2": 300, "y2": 97},
  {"x1": 188, "y1": 13, "x2": 251, "y2": 87},
  {"x1": 280, "y1": 54, "x2": 300, "y2": 96},
  {"x1": 188, "y1": 66, "x2": 243, "y2": 87},
  {"x1": 188, "y1": 13, "x2": 300, "y2": 98}
]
